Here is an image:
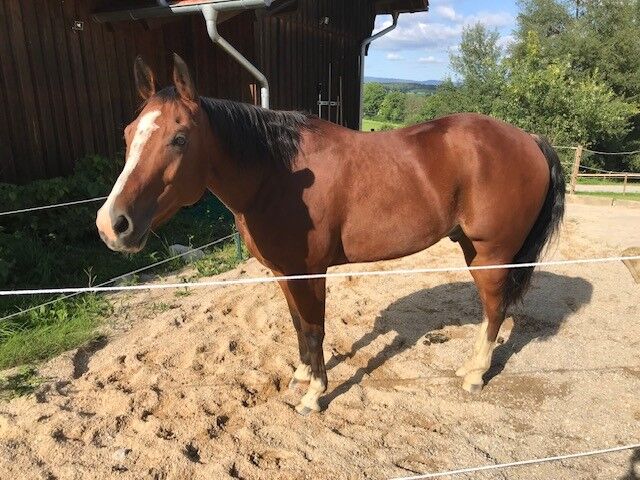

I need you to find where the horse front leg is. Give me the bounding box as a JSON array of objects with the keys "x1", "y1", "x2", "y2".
[
  {"x1": 277, "y1": 275, "x2": 328, "y2": 415},
  {"x1": 296, "y1": 318, "x2": 327, "y2": 415},
  {"x1": 274, "y1": 270, "x2": 311, "y2": 392},
  {"x1": 287, "y1": 310, "x2": 312, "y2": 393}
]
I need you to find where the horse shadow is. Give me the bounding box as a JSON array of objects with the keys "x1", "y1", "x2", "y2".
[
  {"x1": 323, "y1": 271, "x2": 593, "y2": 406},
  {"x1": 620, "y1": 448, "x2": 640, "y2": 480}
]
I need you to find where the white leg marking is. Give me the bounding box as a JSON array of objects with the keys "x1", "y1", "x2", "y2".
[
  {"x1": 96, "y1": 110, "x2": 162, "y2": 240},
  {"x1": 288, "y1": 363, "x2": 312, "y2": 392},
  {"x1": 293, "y1": 364, "x2": 312, "y2": 381},
  {"x1": 296, "y1": 374, "x2": 326, "y2": 415},
  {"x1": 456, "y1": 318, "x2": 488, "y2": 377},
  {"x1": 458, "y1": 317, "x2": 497, "y2": 393}
]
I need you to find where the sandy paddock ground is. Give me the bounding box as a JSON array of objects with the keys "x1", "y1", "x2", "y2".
[{"x1": 0, "y1": 202, "x2": 639, "y2": 480}]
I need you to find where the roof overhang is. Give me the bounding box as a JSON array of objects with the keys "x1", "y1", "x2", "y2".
[
  {"x1": 374, "y1": 0, "x2": 428, "y2": 15},
  {"x1": 92, "y1": 0, "x2": 274, "y2": 23}
]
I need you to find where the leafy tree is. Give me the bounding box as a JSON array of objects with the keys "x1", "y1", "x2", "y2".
[
  {"x1": 378, "y1": 91, "x2": 407, "y2": 122},
  {"x1": 414, "y1": 24, "x2": 505, "y2": 121},
  {"x1": 417, "y1": 28, "x2": 636, "y2": 160},
  {"x1": 404, "y1": 93, "x2": 427, "y2": 125},
  {"x1": 562, "y1": 0, "x2": 640, "y2": 100},
  {"x1": 450, "y1": 24, "x2": 506, "y2": 114},
  {"x1": 495, "y1": 32, "x2": 637, "y2": 147},
  {"x1": 417, "y1": 79, "x2": 471, "y2": 120},
  {"x1": 365, "y1": 1, "x2": 640, "y2": 172},
  {"x1": 513, "y1": 0, "x2": 573, "y2": 58},
  {"x1": 515, "y1": 0, "x2": 640, "y2": 100},
  {"x1": 511, "y1": 0, "x2": 640, "y2": 168},
  {"x1": 363, "y1": 83, "x2": 387, "y2": 117}
]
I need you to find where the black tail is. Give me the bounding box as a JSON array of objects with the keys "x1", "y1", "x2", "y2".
[{"x1": 502, "y1": 135, "x2": 565, "y2": 311}]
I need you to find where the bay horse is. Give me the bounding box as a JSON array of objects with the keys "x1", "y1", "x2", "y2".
[{"x1": 97, "y1": 55, "x2": 565, "y2": 415}]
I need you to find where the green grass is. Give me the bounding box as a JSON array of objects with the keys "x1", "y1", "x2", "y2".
[
  {"x1": 576, "y1": 191, "x2": 640, "y2": 201},
  {"x1": 0, "y1": 294, "x2": 110, "y2": 370},
  {"x1": 0, "y1": 239, "x2": 247, "y2": 375},
  {"x1": 0, "y1": 231, "x2": 247, "y2": 376},
  {"x1": 576, "y1": 177, "x2": 635, "y2": 185},
  {"x1": 149, "y1": 301, "x2": 173, "y2": 314},
  {"x1": 0, "y1": 156, "x2": 246, "y2": 388},
  {"x1": 0, "y1": 366, "x2": 44, "y2": 401},
  {"x1": 362, "y1": 118, "x2": 403, "y2": 132},
  {"x1": 194, "y1": 241, "x2": 247, "y2": 277}
]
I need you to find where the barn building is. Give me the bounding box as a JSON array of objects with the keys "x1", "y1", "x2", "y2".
[{"x1": 0, "y1": 0, "x2": 428, "y2": 183}]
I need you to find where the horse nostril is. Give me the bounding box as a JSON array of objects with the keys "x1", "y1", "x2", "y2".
[{"x1": 113, "y1": 215, "x2": 130, "y2": 236}]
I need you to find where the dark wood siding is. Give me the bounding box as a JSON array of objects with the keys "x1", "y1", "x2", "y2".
[
  {"x1": 0, "y1": 0, "x2": 380, "y2": 183},
  {"x1": 255, "y1": 0, "x2": 375, "y2": 128}
]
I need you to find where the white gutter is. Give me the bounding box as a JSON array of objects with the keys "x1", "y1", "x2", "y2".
[
  {"x1": 358, "y1": 12, "x2": 399, "y2": 130},
  {"x1": 93, "y1": 0, "x2": 271, "y2": 109},
  {"x1": 202, "y1": 5, "x2": 270, "y2": 108},
  {"x1": 93, "y1": 0, "x2": 273, "y2": 22}
]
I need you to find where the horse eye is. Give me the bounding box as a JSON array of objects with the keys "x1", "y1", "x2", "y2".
[{"x1": 172, "y1": 134, "x2": 187, "y2": 147}]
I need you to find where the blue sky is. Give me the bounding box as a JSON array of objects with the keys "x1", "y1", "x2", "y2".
[{"x1": 365, "y1": 0, "x2": 519, "y2": 81}]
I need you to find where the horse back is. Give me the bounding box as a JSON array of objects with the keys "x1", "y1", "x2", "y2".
[
  {"x1": 296, "y1": 114, "x2": 550, "y2": 266},
  {"x1": 239, "y1": 113, "x2": 550, "y2": 272}
]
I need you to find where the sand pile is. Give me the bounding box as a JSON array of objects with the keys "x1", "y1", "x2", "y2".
[{"x1": 0, "y1": 202, "x2": 639, "y2": 479}]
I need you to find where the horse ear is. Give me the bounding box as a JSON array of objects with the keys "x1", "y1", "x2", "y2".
[
  {"x1": 134, "y1": 56, "x2": 156, "y2": 100},
  {"x1": 173, "y1": 53, "x2": 197, "y2": 102}
]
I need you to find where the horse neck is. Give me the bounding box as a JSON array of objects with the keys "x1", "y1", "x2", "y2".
[
  {"x1": 201, "y1": 126, "x2": 269, "y2": 215},
  {"x1": 200, "y1": 98, "x2": 306, "y2": 215}
]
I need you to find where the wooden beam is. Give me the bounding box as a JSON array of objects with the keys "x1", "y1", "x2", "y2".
[{"x1": 374, "y1": 0, "x2": 428, "y2": 15}]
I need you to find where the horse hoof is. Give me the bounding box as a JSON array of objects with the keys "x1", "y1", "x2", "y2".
[
  {"x1": 295, "y1": 404, "x2": 317, "y2": 416},
  {"x1": 288, "y1": 378, "x2": 310, "y2": 393},
  {"x1": 462, "y1": 380, "x2": 484, "y2": 394}
]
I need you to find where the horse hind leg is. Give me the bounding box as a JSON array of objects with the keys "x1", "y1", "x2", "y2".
[
  {"x1": 277, "y1": 274, "x2": 328, "y2": 415},
  {"x1": 455, "y1": 235, "x2": 508, "y2": 393},
  {"x1": 457, "y1": 266, "x2": 507, "y2": 393}
]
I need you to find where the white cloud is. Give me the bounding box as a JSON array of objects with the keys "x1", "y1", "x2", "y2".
[
  {"x1": 374, "y1": 14, "x2": 462, "y2": 50},
  {"x1": 372, "y1": 10, "x2": 515, "y2": 52},
  {"x1": 386, "y1": 52, "x2": 404, "y2": 61},
  {"x1": 435, "y1": 5, "x2": 459, "y2": 21},
  {"x1": 463, "y1": 11, "x2": 515, "y2": 29},
  {"x1": 419, "y1": 56, "x2": 443, "y2": 64}
]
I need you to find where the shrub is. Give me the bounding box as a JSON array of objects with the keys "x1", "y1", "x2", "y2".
[{"x1": 0, "y1": 155, "x2": 238, "y2": 371}]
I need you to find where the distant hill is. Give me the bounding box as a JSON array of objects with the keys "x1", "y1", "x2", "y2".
[
  {"x1": 365, "y1": 76, "x2": 443, "y2": 86},
  {"x1": 364, "y1": 76, "x2": 442, "y2": 94}
]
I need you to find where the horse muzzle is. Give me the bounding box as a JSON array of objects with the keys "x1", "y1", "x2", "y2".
[{"x1": 96, "y1": 205, "x2": 151, "y2": 253}]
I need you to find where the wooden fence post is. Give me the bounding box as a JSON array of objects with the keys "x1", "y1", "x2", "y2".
[
  {"x1": 234, "y1": 231, "x2": 243, "y2": 262},
  {"x1": 570, "y1": 145, "x2": 583, "y2": 194},
  {"x1": 623, "y1": 174, "x2": 628, "y2": 195}
]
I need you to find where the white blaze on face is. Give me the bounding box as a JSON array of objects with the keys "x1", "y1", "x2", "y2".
[{"x1": 96, "y1": 110, "x2": 162, "y2": 242}]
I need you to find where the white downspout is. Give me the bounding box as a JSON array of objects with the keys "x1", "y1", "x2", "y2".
[
  {"x1": 202, "y1": 4, "x2": 270, "y2": 108},
  {"x1": 359, "y1": 12, "x2": 399, "y2": 130}
]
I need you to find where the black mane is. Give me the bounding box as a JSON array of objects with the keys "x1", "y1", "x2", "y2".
[
  {"x1": 199, "y1": 95, "x2": 310, "y2": 170},
  {"x1": 149, "y1": 87, "x2": 310, "y2": 169}
]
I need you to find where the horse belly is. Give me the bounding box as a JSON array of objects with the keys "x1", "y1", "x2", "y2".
[{"x1": 340, "y1": 201, "x2": 450, "y2": 264}]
